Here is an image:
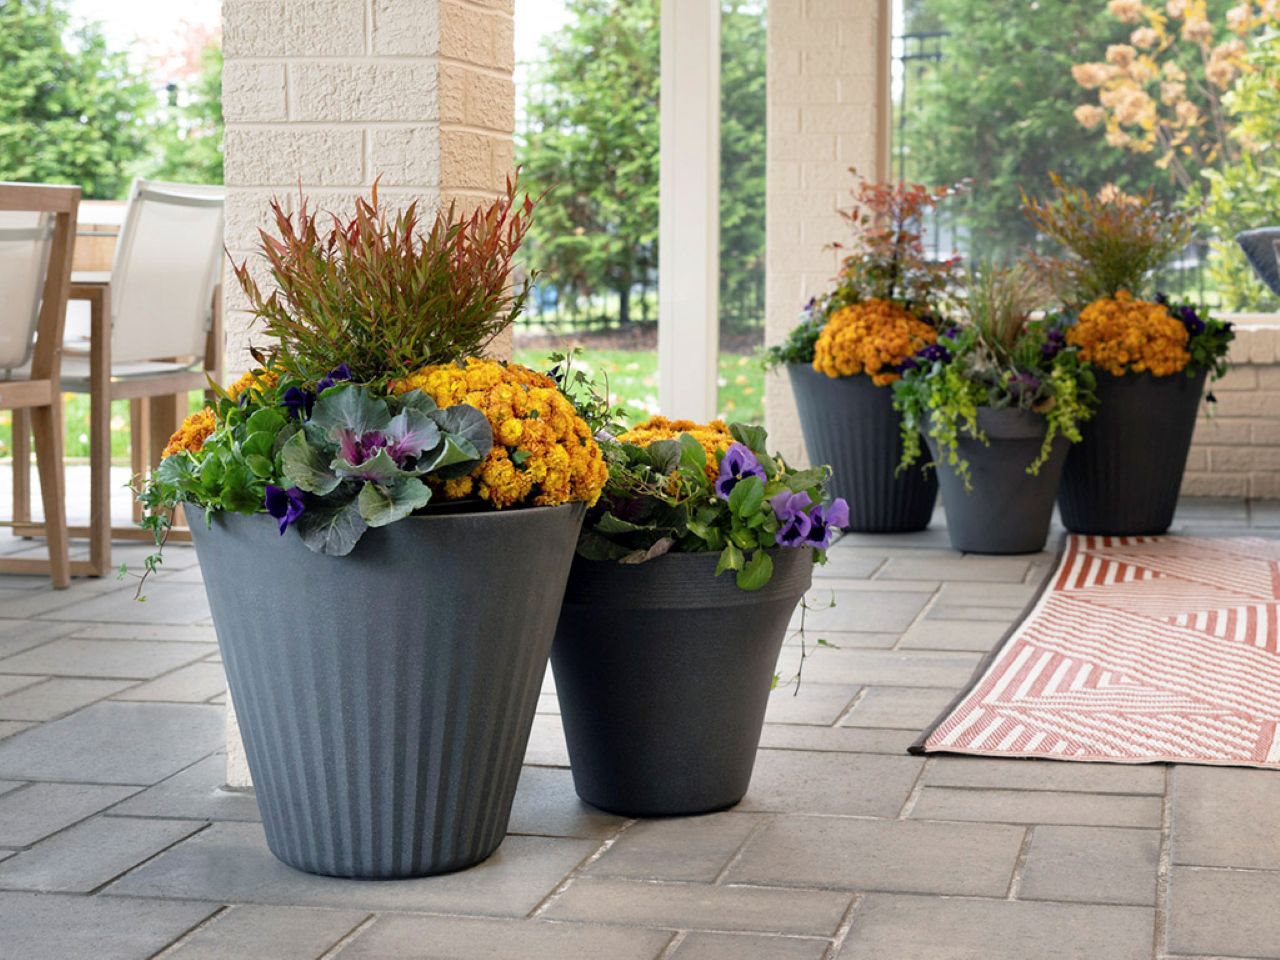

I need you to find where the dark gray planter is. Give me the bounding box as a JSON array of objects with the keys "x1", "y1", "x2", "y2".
[
  {"x1": 788, "y1": 363, "x2": 937, "y2": 532},
  {"x1": 187, "y1": 502, "x2": 585, "y2": 879},
  {"x1": 551, "y1": 548, "x2": 813, "y2": 817},
  {"x1": 925, "y1": 408, "x2": 1068, "y2": 555},
  {"x1": 1057, "y1": 369, "x2": 1207, "y2": 535}
]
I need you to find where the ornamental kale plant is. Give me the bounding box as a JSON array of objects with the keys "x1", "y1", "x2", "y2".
[
  {"x1": 892, "y1": 263, "x2": 1097, "y2": 490},
  {"x1": 578, "y1": 422, "x2": 847, "y2": 592}
]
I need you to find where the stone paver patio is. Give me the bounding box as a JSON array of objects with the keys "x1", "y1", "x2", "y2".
[{"x1": 1, "y1": 480, "x2": 1279, "y2": 959}]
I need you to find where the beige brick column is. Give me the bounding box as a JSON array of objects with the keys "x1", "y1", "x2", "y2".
[
  {"x1": 764, "y1": 0, "x2": 891, "y2": 464},
  {"x1": 219, "y1": 0, "x2": 515, "y2": 788}
]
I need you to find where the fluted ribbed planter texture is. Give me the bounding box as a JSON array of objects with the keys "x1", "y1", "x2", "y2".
[
  {"x1": 551, "y1": 548, "x2": 813, "y2": 817},
  {"x1": 926, "y1": 408, "x2": 1068, "y2": 555},
  {"x1": 788, "y1": 363, "x2": 937, "y2": 532},
  {"x1": 189, "y1": 502, "x2": 585, "y2": 879},
  {"x1": 1057, "y1": 369, "x2": 1207, "y2": 536}
]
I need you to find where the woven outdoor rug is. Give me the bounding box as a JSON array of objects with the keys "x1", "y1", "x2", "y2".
[{"x1": 915, "y1": 534, "x2": 1280, "y2": 769}]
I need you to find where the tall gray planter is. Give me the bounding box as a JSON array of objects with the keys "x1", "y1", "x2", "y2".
[
  {"x1": 188, "y1": 502, "x2": 585, "y2": 879},
  {"x1": 551, "y1": 548, "x2": 813, "y2": 817},
  {"x1": 1057, "y1": 370, "x2": 1207, "y2": 535},
  {"x1": 788, "y1": 363, "x2": 937, "y2": 532},
  {"x1": 926, "y1": 408, "x2": 1068, "y2": 555}
]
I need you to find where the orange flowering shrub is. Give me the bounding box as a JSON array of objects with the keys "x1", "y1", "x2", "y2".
[
  {"x1": 617, "y1": 417, "x2": 735, "y2": 481},
  {"x1": 813, "y1": 300, "x2": 938, "y2": 385},
  {"x1": 1067, "y1": 292, "x2": 1190, "y2": 376},
  {"x1": 161, "y1": 408, "x2": 216, "y2": 458},
  {"x1": 391, "y1": 358, "x2": 607, "y2": 509}
]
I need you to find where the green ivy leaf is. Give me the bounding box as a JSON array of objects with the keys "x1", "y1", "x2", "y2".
[
  {"x1": 736, "y1": 549, "x2": 774, "y2": 591},
  {"x1": 729, "y1": 422, "x2": 769, "y2": 456},
  {"x1": 728, "y1": 474, "x2": 764, "y2": 517},
  {"x1": 678, "y1": 434, "x2": 707, "y2": 474},
  {"x1": 596, "y1": 512, "x2": 653, "y2": 535},
  {"x1": 715, "y1": 541, "x2": 744, "y2": 576}
]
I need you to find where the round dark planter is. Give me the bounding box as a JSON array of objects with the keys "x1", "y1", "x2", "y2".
[
  {"x1": 1057, "y1": 369, "x2": 1207, "y2": 535},
  {"x1": 551, "y1": 548, "x2": 813, "y2": 817},
  {"x1": 188, "y1": 502, "x2": 585, "y2": 879},
  {"x1": 926, "y1": 408, "x2": 1068, "y2": 555},
  {"x1": 787, "y1": 363, "x2": 937, "y2": 532}
]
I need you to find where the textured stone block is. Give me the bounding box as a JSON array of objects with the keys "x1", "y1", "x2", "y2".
[
  {"x1": 223, "y1": 0, "x2": 364, "y2": 57},
  {"x1": 466, "y1": 71, "x2": 516, "y2": 131},
  {"x1": 441, "y1": 129, "x2": 498, "y2": 190},
  {"x1": 372, "y1": 0, "x2": 441, "y2": 55},
  {"x1": 221, "y1": 63, "x2": 287, "y2": 122},
  {"x1": 369, "y1": 127, "x2": 442, "y2": 185},
  {"x1": 292, "y1": 63, "x2": 438, "y2": 123},
  {"x1": 224, "y1": 129, "x2": 365, "y2": 187}
]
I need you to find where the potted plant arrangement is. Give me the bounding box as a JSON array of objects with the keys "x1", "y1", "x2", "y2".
[
  {"x1": 550, "y1": 405, "x2": 846, "y2": 817},
  {"x1": 765, "y1": 171, "x2": 962, "y2": 533},
  {"x1": 892, "y1": 264, "x2": 1095, "y2": 554},
  {"x1": 139, "y1": 181, "x2": 609, "y2": 879},
  {"x1": 1024, "y1": 176, "x2": 1234, "y2": 535}
]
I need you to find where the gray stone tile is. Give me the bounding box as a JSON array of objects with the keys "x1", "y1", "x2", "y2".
[
  {"x1": 110, "y1": 755, "x2": 262, "y2": 822},
  {"x1": 69, "y1": 622, "x2": 218, "y2": 642},
  {"x1": 336, "y1": 914, "x2": 672, "y2": 960},
  {"x1": 840, "y1": 686, "x2": 956, "y2": 729},
  {"x1": 909, "y1": 787, "x2": 1162, "y2": 827},
  {"x1": 837, "y1": 894, "x2": 1154, "y2": 960},
  {"x1": 1171, "y1": 764, "x2": 1280, "y2": 869},
  {"x1": 764, "y1": 683, "x2": 860, "y2": 725},
  {"x1": 738, "y1": 750, "x2": 923, "y2": 817},
  {"x1": 0, "y1": 701, "x2": 223, "y2": 784},
  {"x1": 0, "y1": 721, "x2": 31, "y2": 740},
  {"x1": 109, "y1": 822, "x2": 598, "y2": 917},
  {"x1": 926, "y1": 757, "x2": 1166, "y2": 795},
  {"x1": 773, "y1": 648, "x2": 981, "y2": 688},
  {"x1": 0, "y1": 815, "x2": 201, "y2": 891},
  {"x1": 0, "y1": 618, "x2": 80, "y2": 658},
  {"x1": 670, "y1": 932, "x2": 827, "y2": 960},
  {"x1": 0, "y1": 638, "x2": 215, "y2": 679},
  {"x1": 898, "y1": 619, "x2": 1010, "y2": 651},
  {"x1": 0, "y1": 782, "x2": 137, "y2": 846},
  {"x1": 543, "y1": 876, "x2": 852, "y2": 936},
  {"x1": 813, "y1": 552, "x2": 884, "y2": 579},
  {"x1": 586, "y1": 812, "x2": 763, "y2": 882},
  {"x1": 1250, "y1": 500, "x2": 1280, "y2": 527},
  {"x1": 926, "y1": 603, "x2": 1024, "y2": 621},
  {"x1": 0, "y1": 891, "x2": 217, "y2": 960},
  {"x1": 0, "y1": 677, "x2": 135, "y2": 721},
  {"x1": 757, "y1": 725, "x2": 919, "y2": 755},
  {"x1": 934, "y1": 581, "x2": 1040, "y2": 607},
  {"x1": 42, "y1": 581, "x2": 211, "y2": 623},
  {"x1": 112, "y1": 662, "x2": 227, "y2": 702},
  {"x1": 1019, "y1": 826, "x2": 1160, "y2": 905},
  {"x1": 878, "y1": 555, "x2": 1031, "y2": 582},
  {"x1": 835, "y1": 526, "x2": 953, "y2": 549},
  {"x1": 0, "y1": 674, "x2": 43, "y2": 697},
  {"x1": 781, "y1": 629, "x2": 899, "y2": 649},
  {"x1": 1167, "y1": 866, "x2": 1280, "y2": 958},
  {"x1": 0, "y1": 779, "x2": 22, "y2": 797},
  {"x1": 794, "y1": 590, "x2": 931, "y2": 633},
  {"x1": 164, "y1": 904, "x2": 369, "y2": 960},
  {"x1": 726, "y1": 816, "x2": 1023, "y2": 896},
  {"x1": 525, "y1": 713, "x2": 570, "y2": 767},
  {"x1": 1175, "y1": 496, "x2": 1250, "y2": 523},
  {"x1": 507, "y1": 766, "x2": 626, "y2": 840}
]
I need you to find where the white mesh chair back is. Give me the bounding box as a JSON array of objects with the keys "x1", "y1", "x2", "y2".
[
  {"x1": 110, "y1": 179, "x2": 224, "y2": 364},
  {"x1": 0, "y1": 210, "x2": 55, "y2": 372}
]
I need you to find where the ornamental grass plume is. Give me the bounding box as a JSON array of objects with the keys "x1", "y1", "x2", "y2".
[
  {"x1": 1021, "y1": 174, "x2": 1191, "y2": 307},
  {"x1": 232, "y1": 176, "x2": 536, "y2": 385}
]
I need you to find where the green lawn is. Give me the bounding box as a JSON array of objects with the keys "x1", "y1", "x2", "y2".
[{"x1": 0, "y1": 352, "x2": 764, "y2": 464}]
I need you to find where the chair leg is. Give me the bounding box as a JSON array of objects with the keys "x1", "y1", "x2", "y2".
[
  {"x1": 11, "y1": 408, "x2": 31, "y2": 525},
  {"x1": 88, "y1": 382, "x2": 112, "y2": 578},
  {"x1": 130, "y1": 398, "x2": 148, "y2": 524},
  {"x1": 30, "y1": 402, "x2": 70, "y2": 589}
]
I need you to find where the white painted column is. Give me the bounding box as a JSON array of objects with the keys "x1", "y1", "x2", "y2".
[{"x1": 658, "y1": 0, "x2": 720, "y2": 421}]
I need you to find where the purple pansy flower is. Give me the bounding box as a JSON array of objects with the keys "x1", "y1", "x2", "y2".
[
  {"x1": 1008, "y1": 371, "x2": 1042, "y2": 403},
  {"x1": 1177, "y1": 304, "x2": 1206, "y2": 336},
  {"x1": 281, "y1": 386, "x2": 313, "y2": 420},
  {"x1": 1041, "y1": 327, "x2": 1067, "y2": 361},
  {"x1": 715, "y1": 443, "x2": 767, "y2": 500},
  {"x1": 805, "y1": 498, "x2": 850, "y2": 549},
  {"x1": 316, "y1": 363, "x2": 352, "y2": 394},
  {"x1": 264, "y1": 485, "x2": 305, "y2": 535},
  {"x1": 771, "y1": 490, "x2": 814, "y2": 547}
]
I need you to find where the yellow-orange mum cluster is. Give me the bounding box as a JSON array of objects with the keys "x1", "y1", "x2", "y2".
[
  {"x1": 617, "y1": 417, "x2": 735, "y2": 481},
  {"x1": 390, "y1": 358, "x2": 607, "y2": 510},
  {"x1": 1067, "y1": 292, "x2": 1191, "y2": 376},
  {"x1": 813, "y1": 299, "x2": 937, "y2": 385},
  {"x1": 226, "y1": 368, "x2": 279, "y2": 401},
  {"x1": 161, "y1": 408, "x2": 216, "y2": 459}
]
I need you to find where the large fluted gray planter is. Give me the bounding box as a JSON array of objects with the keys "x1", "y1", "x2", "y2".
[
  {"x1": 1057, "y1": 370, "x2": 1207, "y2": 536},
  {"x1": 926, "y1": 408, "x2": 1069, "y2": 555},
  {"x1": 787, "y1": 363, "x2": 937, "y2": 532},
  {"x1": 188, "y1": 502, "x2": 585, "y2": 878},
  {"x1": 551, "y1": 548, "x2": 812, "y2": 817}
]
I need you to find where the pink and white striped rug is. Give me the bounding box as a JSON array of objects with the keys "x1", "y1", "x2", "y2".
[{"x1": 917, "y1": 535, "x2": 1280, "y2": 768}]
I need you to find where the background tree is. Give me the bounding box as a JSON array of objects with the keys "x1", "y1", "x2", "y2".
[
  {"x1": 0, "y1": 0, "x2": 156, "y2": 199},
  {"x1": 148, "y1": 41, "x2": 224, "y2": 185},
  {"x1": 902, "y1": 0, "x2": 1182, "y2": 262},
  {"x1": 518, "y1": 0, "x2": 767, "y2": 329}
]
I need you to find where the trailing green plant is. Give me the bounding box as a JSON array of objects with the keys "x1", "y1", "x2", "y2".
[
  {"x1": 232, "y1": 177, "x2": 536, "y2": 385},
  {"x1": 893, "y1": 263, "x2": 1096, "y2": 490},
  {"x1": 1022, "y1": 173, "x2": 1193, "y2": 307}
]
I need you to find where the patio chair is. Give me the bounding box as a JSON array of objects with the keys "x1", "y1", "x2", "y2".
[
  {"x1": 0, "y1": 183, "x2": 80, "y2": 588},
  {"x1": 11, "y1": 179, "x2": 224, "y2": 574}
]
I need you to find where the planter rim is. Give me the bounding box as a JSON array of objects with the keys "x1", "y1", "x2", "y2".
[
  {"x1": 190, "y1": 500, "x2": 581, "y2": 529},
  {"x1": 787, "y1": 362, "x2": 890, "y2": 387}
]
